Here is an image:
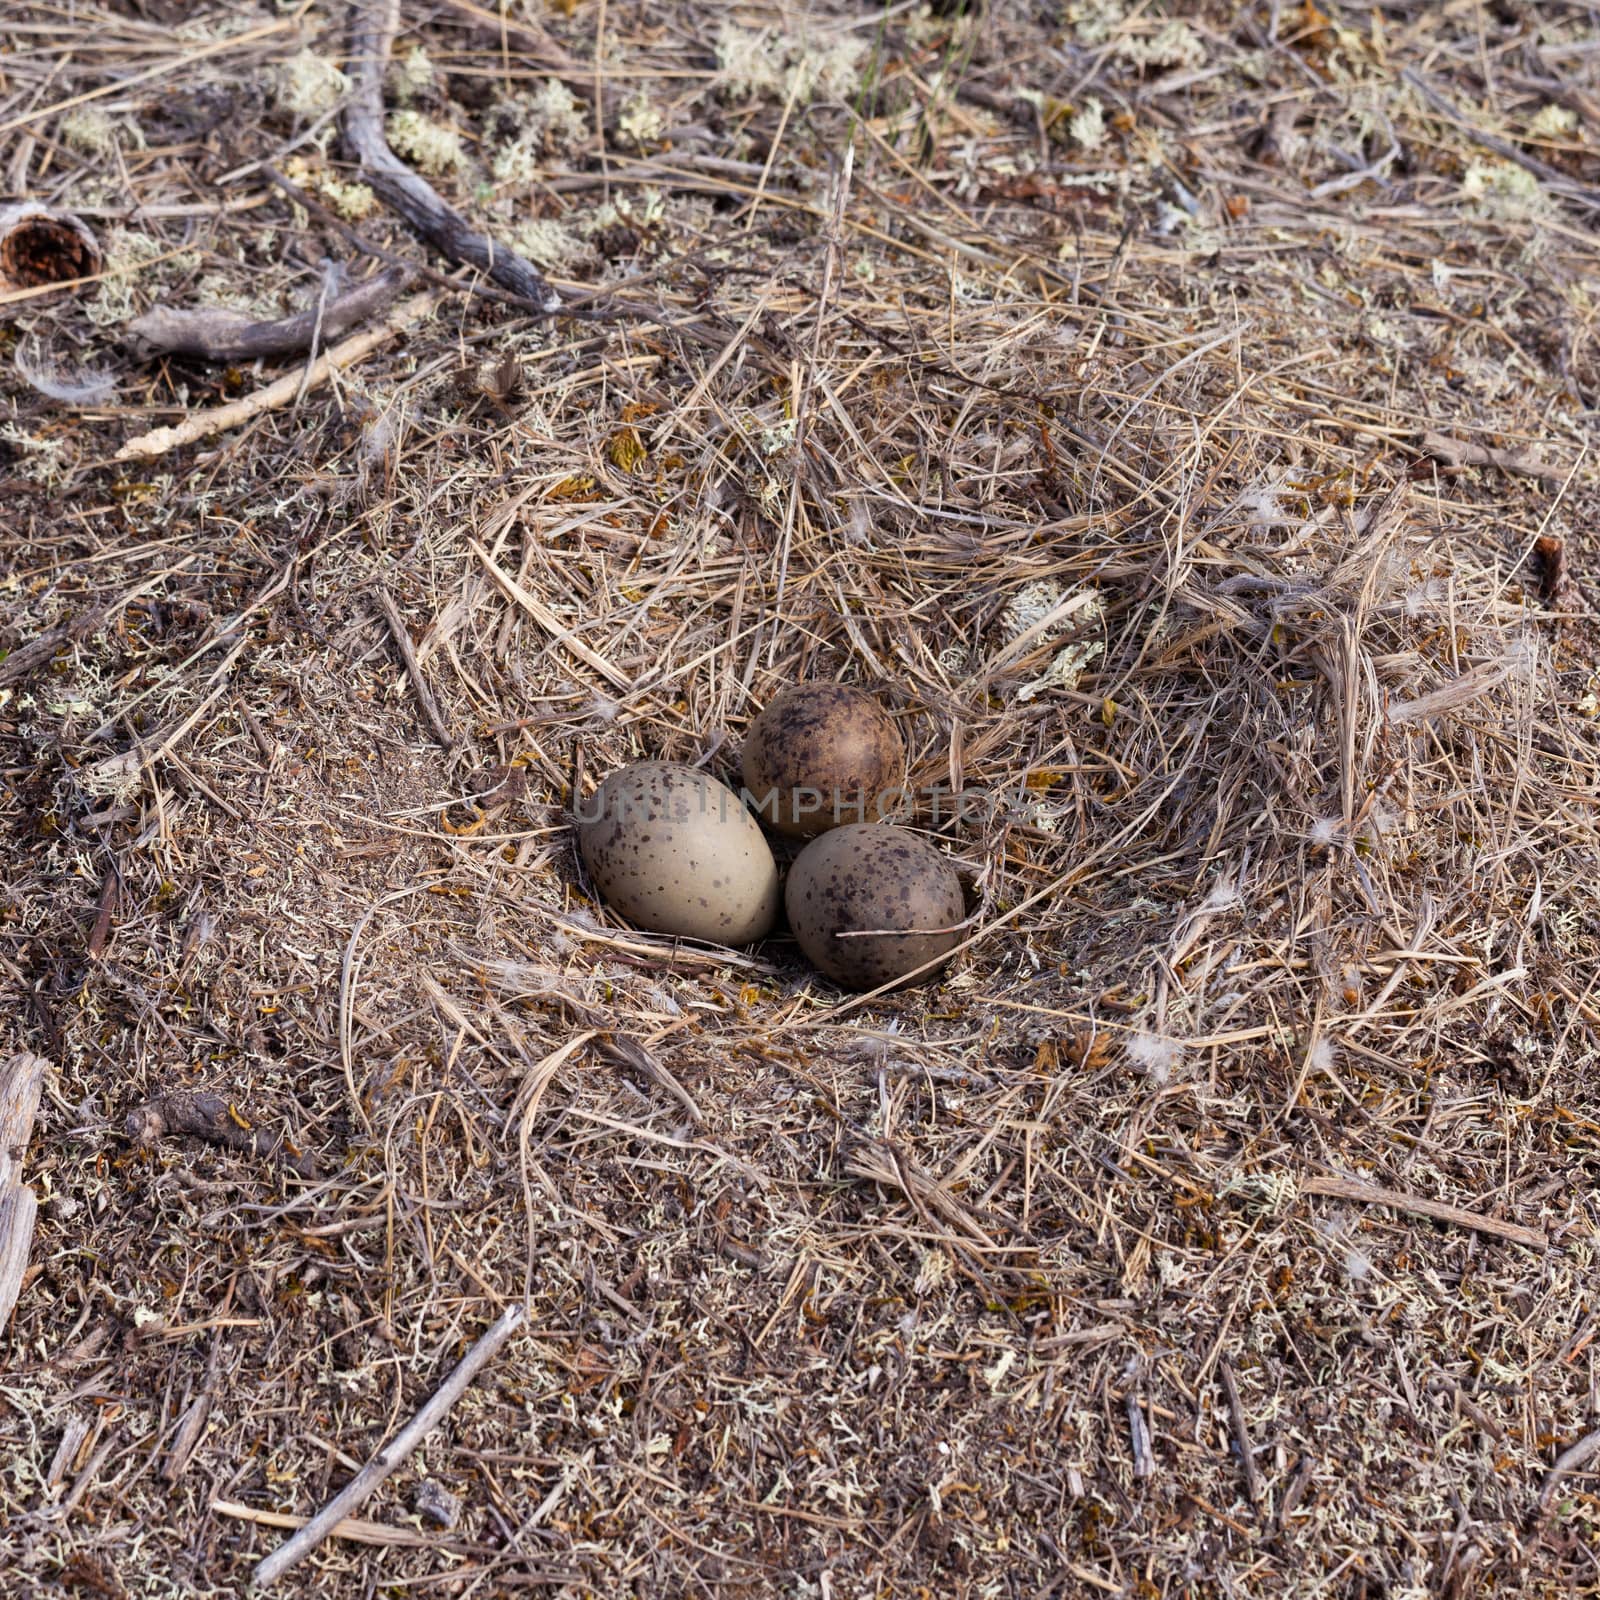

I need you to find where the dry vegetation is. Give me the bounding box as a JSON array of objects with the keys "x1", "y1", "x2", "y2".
[{"x1": 3, "y1": 1, "x2": 1600, "y2": 1595}]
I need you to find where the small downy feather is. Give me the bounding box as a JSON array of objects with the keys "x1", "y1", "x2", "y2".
[{"x1": 14, "y1": 341, "x2": 116, "y2": 406}]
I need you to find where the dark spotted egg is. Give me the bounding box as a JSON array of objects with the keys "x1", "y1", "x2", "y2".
[
  {"x1": 577, "y1": 762, "x2": 778, "y2": 944},
  {"x1": 785, "y1": 824, "x2": 965, "y2": 989},
  {"x1": 742, "y1": 682, "x2": 905, "y2": 839}
]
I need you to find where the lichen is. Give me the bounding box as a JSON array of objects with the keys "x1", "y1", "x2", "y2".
[
  {"x1": 1527, "y1": 102, "x2": 1577, "y2": 140},
  {"x1": 1069, "y1": 99, "x2": 1107, "y2": 151},
  {"x1": 386, "y1": 110, "x2": 466, "y2": 175},
  {"x1": 1461, "y1": 159, "x2": 1553, "y2": 221},
  {"x1": 387, "y1": 43, "x2": 436, "y2": 105},
  {"x1": 274, "y1": 50, "x2": 348, "y2": 117},
  {"x1": 510, "y1": 218, "x2": 585, "y2": 271},
  {"x1": 715, "y1": 22, "x2": 866, "y2": 104},
  {"x1": 61, "y1": 106, "x2": 143, "y2": 156},
  {"x1": 616, "y1": 91, "x2": 665, "y2": 151}
]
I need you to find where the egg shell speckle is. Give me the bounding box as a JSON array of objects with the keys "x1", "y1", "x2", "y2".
[
  {"x1": 742, "y1": 682, "x2": 906, "y2": 838},
  {"x1": 785, "y1": 824, "x2": 965, "y2": 989},
  {"x1": 578, "y1": 762, "x2": 779, "y2": 944}
]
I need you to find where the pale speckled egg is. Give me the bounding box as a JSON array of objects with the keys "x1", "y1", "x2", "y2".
[
  {"x1": 785, "y1": 825, "x2": 965, "y2": 989},
  {"x1": 742, "y1": 682, "x2": 906, "y2": 838},
  {"x1": 577, "y1": 762, "x2": 779, "y2": 944}
]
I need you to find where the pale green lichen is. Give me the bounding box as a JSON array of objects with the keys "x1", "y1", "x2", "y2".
[
  {"x1": 0, "y1": 422, "x2": 69, "y2": 485},
  {"x1": 1017, "y1": 640, "x2": 1105, "y2": 702},
  {"x1": 62, "y1": 105, "x2": 143, "y2": 155},
  {"x1": 1461, "y1": 158, "x2": 1554, "y2": 221},
  {"x1": 1119, "y1": 18, "x2": 1206, "y2": 70},
  {"x1": 281, "y1": 155, "x2": 377, "y2": 221},
  {"x1": 316, "y1": 176, "x2": 378, "y2": 220},
  {"x1": 275, "y1": 50, "x2": 348, "y2": 117},
  {"x1": 616, "y1": 91, "x2": 665, "y2": 150},
  {"x1": 716, "y1": 22, "x2": 786, "y2": 99},
  {"x1": 387, "y1": 43, "x2": 436, "y2": 104},
  {"x1": 1069, "y1": 98, "x2": 1107, "y2": 151},
  {"x1": 491, "y1": 80, "x2": 588, "y2": 179},
  {"x1": 532, "y1": 79, "x2": 586, "y2": 149},
  {"x1": 85, "y1": 229, "x2": 177, "y2": 328},
  {"x1": 386, "y1": 110, "x2": 466, "y2": 175},
  {"x1": 715, "y1": 21, "x2": 865, "y2": 104},
  {"x1": 1527, "y1": 102, "x2": 1577, "y2": 140},
  {"x1": 510, "y1": 218, "x2": 585, "y2": 271},
  {"x1": 788, "y1": 34, "x2": 866, "y2": 102},
  {"x1": 1063, "y1": 0, "x2": 1126, "y2": 46}
]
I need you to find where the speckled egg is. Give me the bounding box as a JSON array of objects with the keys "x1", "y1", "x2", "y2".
[
  {"x1": 742, "y1": 682, "x2": 905, "y2": 838},
  {"x1": 785, "y1": 825, "x2": 965, "y2": 989},
  {"x1": 578, "y1": 762, "x2": 778, "y2": 944}
]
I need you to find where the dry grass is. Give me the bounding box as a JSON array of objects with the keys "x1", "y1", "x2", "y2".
[{"x1": 3, "y1": 1, "x2": 1600, "y2": 1595}]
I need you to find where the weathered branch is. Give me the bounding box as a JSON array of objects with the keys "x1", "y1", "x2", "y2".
[
  {"x1": 345, "y1": 0, "x2": 561, "y2": 312},
  {"x1": 1419, "y1": 429, "x2": 1565, "y2": 483},
  {"x1": 0, "y1": 1052, "x2": 49, "y2": 1330},
  {"x1": 126, "y1": 1089, "x2": 318, "y2": 1178},
  {"x1": 116, "y1": 288, "x2": 440, "y2": 461},
  {"x1": 1300, "y1": 1174, "x2": 1547, "y2": 1251},
  {"x1": 127, "y1": 267, "x2": 411, "y2": 361}
]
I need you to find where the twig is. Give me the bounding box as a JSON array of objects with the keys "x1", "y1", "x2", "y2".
[
  {"x1": 215, "y1": 1500, "x2": 438, "y2": 1550},
  {"x1": 373, "y1": 586, "x2": 454, "y2": 750},
  {"x1": 1537, "y1": 1426, "x2": 1600, "y2": 1514},
  {"x1": 1218, "y1": 1357, "x2": 1264, "y2": 1505},
  {"x1": 345, "y1": 0, "x2": 560, "y2": 312},
  {"x1": 164, "y1": 1337, "x2": 224, "y2": 1483},
  {"x1": 127, "y1": 267, "x2": 410, "y2": 362},
  {"x1": 0, "y1": 1052, "x2": 49, "y2": 1329},
  {"x1": 251, "y1": 1302, "x2": 526, "y2": 1587},
  {"x1": 115, "y1": 289, "x2": 440, "y2": 460},
  {"x1": 1300, "y1": 1175, "x2": 1547, "y2": 1251},
  {"x1": 126, "y1": 1090, "x2": 318, "y2": 1179},
  {"x1": 1419, "y1": 430, "x2": 1564, "y2": 482},
  {"x1": 1127, "y1": 1391, "x2": 1155, "y2": 1479}
]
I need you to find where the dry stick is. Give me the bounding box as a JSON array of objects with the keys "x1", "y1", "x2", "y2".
[
  {"x1": 1218, "y1": 1357, "x2": 1264, "y2": 1506},
  {"x1": 373, "y1": 586, "x2": 454, "y2": 750},
  {"x1": 1538, "y1": 1426, "x2": 1600, "y2": 1514},
  {"x1": 218, "y1": 1500, "x2": 436, "y2": 1550},
  {"x1": 126, "y1": 1089, "x2": 318, "y2": 1179},
  {"x1": 1418, "y1": 429, "x2": 1564, "y2": 483},
  {"x1": 346, "y1": 0, "x2": 560, "y2": 312},
  {"x1": 1300, "y1": 1175, "x2": 1547, "y2": 1252},
  {"x1": 127, "y1": 267, "x2": 411, "y2": 362},
  {"x1": 251, "y1": 1302, "x2": 526, "y2": 1587},
  {"x1": 116, "y1": 289, "x2": 440, "y2": 460},
  {"x1": 0, "y1": 1052, "x2": 49, "y2": 1329}
]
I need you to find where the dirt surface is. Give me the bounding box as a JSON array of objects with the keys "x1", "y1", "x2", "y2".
[{"x1": 2, "y1": 2, "x2": 1599, "y2": 1595}]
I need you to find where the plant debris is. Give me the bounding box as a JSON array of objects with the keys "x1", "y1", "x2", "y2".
[{"x1": 2, "y1": 0, "x2": 1598, "y2": 1594}]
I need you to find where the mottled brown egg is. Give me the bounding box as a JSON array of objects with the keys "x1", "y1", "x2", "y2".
[
  {"x1": 577, "y1": 762, "x2": 778, "y2": 944},
  {"x1": 742, "y1": 682, "x2": 905, "y2": 839},
  {"x1": 785, "y1": 825, "x2": 965, "y2": 989}
]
